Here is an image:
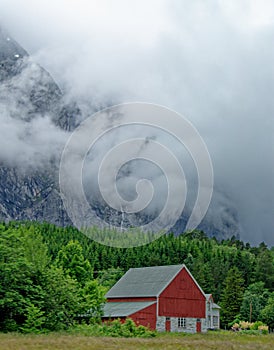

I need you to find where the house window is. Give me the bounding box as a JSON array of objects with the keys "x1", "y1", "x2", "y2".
[
  {"x1": 178, "y1": 317, "x2": 186, "y2": 328},
  {"x1": 207, "y1": 302, "x2": 211, "y2": 311},
  {"x1": 213, "y1": 316, "x2": 219, "y2": 327}
]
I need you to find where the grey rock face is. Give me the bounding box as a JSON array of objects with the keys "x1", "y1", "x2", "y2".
[
  {"x1": 0, "y1": 26, "x2": 241, "y2": 240},
  {"x1": 0, "y1": 27, "x2": 28, "y2": 81},
  {"x1": 0, "y1": 166, "x2": 67, "y2": 225},
  {"x1": 0, "y1": 26, "x2": 77, "y2": 225}
]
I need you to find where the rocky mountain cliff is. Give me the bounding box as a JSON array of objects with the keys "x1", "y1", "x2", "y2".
[
  {"x1": 0, "y1": 27, "x2": 241, "y2": 240},
  {"x1": 0, "y1": 26, "x2": 79, "y2": 225}
]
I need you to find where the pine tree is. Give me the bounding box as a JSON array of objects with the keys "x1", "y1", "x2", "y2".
[
  {"x1": 254, "y1": 248, "x2": 274, "y2": 290},
  {"x1": 55, "y1": 240, "x2": 93, "y2": 285},
  {"x1": 260, "y1": 292, "x2": 274, "y2": 330},
  {"x1": 240, "y1": 282, "x2": 269, "y2": 322},
  {"x1": 220, "y1": 266, "x2": 245, "y2": 327}
]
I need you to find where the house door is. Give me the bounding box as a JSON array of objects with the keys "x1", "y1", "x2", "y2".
[
  {"x1": 165, "y1": 317, "x2": 171, "y2": 332},
  {"x1": 196, "y1": 319, "x2": 201, "y2": 333}
]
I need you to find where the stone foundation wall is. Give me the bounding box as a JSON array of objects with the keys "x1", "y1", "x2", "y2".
[
  {"x1": 156, "y1": 316, "x2": 207, "y2": 333},
  {"x1": 156, "y1": 316, "x2": 166, "y2": 332}
]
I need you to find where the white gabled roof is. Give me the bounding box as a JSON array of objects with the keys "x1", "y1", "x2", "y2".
[
  {"x1": 103, "y1": 301, "x2": 156, "y2": 317},
  {"x1": 106, "y1": 264, "x2": 206, "y2": 299}
]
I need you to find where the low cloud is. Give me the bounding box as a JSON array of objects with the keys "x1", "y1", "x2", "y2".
[
  {"x1": 0, "y1": 56, "x2": 69, "y2": 168},
  {"x1": 0, "y1": 0, "x2": 274, "y2": 244}
]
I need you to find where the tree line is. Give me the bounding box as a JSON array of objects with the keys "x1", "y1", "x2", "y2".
[{"x1": 0, "y1": 221, "x2": 273, "y2": 332}]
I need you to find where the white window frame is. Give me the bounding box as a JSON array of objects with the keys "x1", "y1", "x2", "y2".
[
  {"x1": 178, "y1": 317, "x2": 186, "y2": 328},
  {"x1": 213, "y1": 316, "x2": 219, "y2": 327},
  {"x1": 207, "y1": 301, "x2": 211, "y2": 311}
]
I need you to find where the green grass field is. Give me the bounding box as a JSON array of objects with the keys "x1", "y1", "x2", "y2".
[{"x1": 0, "y1": 331, "x2": 273, "y2": 350}]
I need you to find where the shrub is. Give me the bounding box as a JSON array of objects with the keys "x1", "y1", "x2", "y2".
[
  {"x1": 67, "y1": 318, "x2": 156, "y2": 338},
  {"x1": 228, "y1": 316, "x2": 241, "y2": 329},
  {"x1": 258, "y1": 325, "x2": 269, "y2": 335},
  {"x1": 239, "y1": 321, "x2": 253, "y2": 330},
  {"x1": 250, "y1": 321, "x2": 264, "y2": 330},
  {"x1": 230, "y1": 320, "x2": 269, "y2": 334},
  {"x1": 20, "y1": 304, "x2": 46, "y2": 334},
  {"x1": 232, "y1": 323, "x2": 240, "y2": 330}
]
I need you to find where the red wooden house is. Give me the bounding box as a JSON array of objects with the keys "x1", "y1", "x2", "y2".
[{"x1": 102, "y1": 264, "x2": 208, "y2": 332}]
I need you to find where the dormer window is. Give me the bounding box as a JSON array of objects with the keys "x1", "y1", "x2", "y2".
[{"x1": 207, "y1": 302, "x2": 211, "y2": 311}]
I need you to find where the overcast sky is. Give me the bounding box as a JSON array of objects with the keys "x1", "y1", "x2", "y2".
[{"x1": 0, "y1": 0, "x2": 274, "y2": 245}]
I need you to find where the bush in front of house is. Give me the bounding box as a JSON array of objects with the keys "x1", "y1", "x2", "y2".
[
  {"x1": 67, "y1": 318, "x2": 156, "y2": 338},
  {"x1": 230, "y1": 320, "x2": 269, "y2": 334}
]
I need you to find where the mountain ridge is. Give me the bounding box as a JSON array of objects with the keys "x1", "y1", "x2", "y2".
[{"x1": 0, "y1": 26, "x2": 241, "y2": 240}]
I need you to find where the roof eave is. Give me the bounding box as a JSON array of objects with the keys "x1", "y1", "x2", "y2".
[{"x1": 108, "y1": 295, "x2": 157, "y2": 299}]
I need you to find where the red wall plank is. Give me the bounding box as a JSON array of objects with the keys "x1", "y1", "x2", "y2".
[
  {"x1": 159, "y1": 268, "x2": 205, "y2": 318},
  {"x1": 129, "y1": 303, "x2": 157, "y2": 330},
  {"x1": 102, "y1": 317, "x2": 126, "y2": 323}
]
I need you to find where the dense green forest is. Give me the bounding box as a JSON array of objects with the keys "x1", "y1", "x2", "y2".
[{"x1": 0, "y1": 221, "x2": 274, "y2": 333}]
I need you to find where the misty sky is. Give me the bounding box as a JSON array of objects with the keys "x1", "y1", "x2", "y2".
[{"x1": 0, "y1": 0, "x2": 274, "y2": 245}]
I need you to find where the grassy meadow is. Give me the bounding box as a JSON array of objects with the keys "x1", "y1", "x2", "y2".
[{"x1": 0, "y1": 331, "x2": 273, "y2": 350}]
